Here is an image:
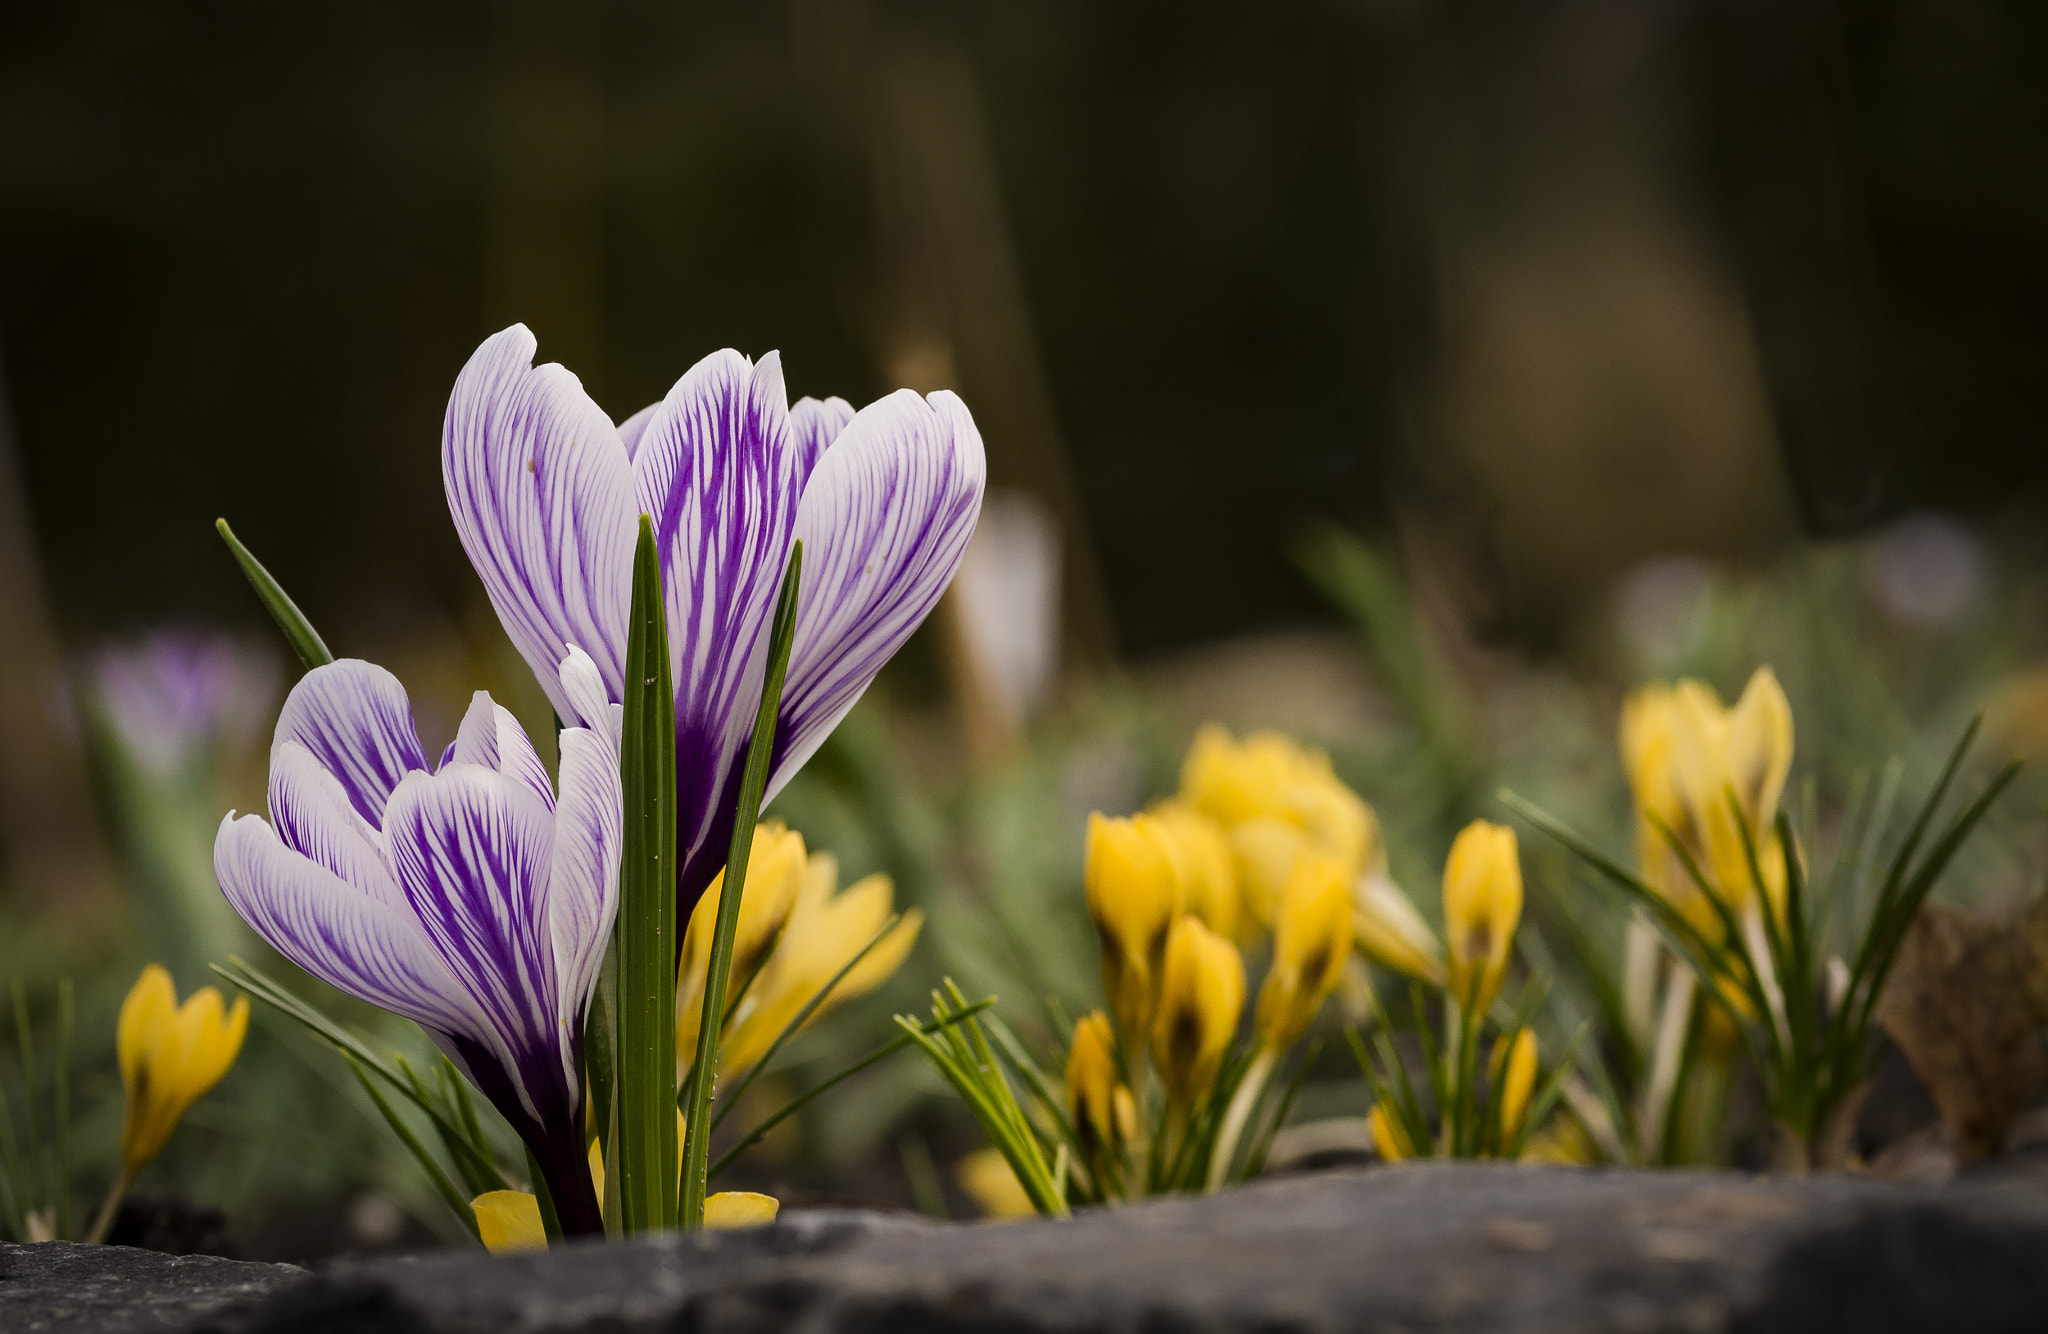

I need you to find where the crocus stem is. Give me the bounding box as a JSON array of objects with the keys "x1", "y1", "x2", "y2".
[
  {"x1": 85, "y1": 1168, "x2": 129, "y2": 1245},
  {"x1": 1206, "y1": 1046, "x2": 1276, "y2": 1193},
  {"x1": 530, "y1": 1132, "x2": 603, "y2": 1236}
]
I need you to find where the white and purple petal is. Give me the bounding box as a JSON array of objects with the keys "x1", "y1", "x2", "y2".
[
  {"x1": 449, "y1": 691, "x2": 556, "y2": 812},
  {"x1": 215, "y1": 814, "x2": 485, "y2": 1041},
  {"x1": 631, "y1": 348, "x2": 811, "y2": 869},
  {"x1": 383, "y1": 764, "x2": 567, "y2": 1117},
  {"x1": 789, "y1": 394, "x2": 854, "y2": 480},
  {"x1": 546, "y1": 724, "x2": 621, "y2": 1031},
  {"x1": 266, "y1": 742, "x2": 404, "y2": 909},
  {"x1": 443, "y1": 324, "x2": 637, "y2": 721},
  {"x1": 770, "y1": 388, "x2": 985, "y2": 798},
  {"x1": 272, "y1": 660, "x2": 430, "y2": 826}
]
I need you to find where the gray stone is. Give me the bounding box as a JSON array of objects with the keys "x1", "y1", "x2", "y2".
[
  {"x1": 0, "y1": 1240, "x2": 300, "y2": 1333},
  {"x1": 9, "y1": 1165, "x2": 2048, "y2": 1332}
]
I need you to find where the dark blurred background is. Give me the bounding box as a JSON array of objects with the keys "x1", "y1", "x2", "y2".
[{"x1": 0, "y1": 0, "x2": 2044, "y2": 881}]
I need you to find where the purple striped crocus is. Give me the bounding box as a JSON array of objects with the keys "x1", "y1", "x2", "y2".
[
  {"x1": 214, "y1": 648, "x2": 621, "y2": 1234},
  {"x1": 443, "y1": 325, "x2": 985, "y2": 926}
]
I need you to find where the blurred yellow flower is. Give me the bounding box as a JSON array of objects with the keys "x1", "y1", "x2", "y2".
[
  {"x1": 957, "y1": 1146, "x2": 1037, "y2": 1219},
  {"x1": 677, "y1": 822, "x2": 807, "y2": 1059},
  {"x1": 116, "y1": 965, "x2": 248, "y2": 1177},
  {"x1": 1442, "y1": 821, "x2": 1522, "y2": 1016},
  {"x1": 1253, "y1": 854, "x2": 1353, "y2": 1049},
  {"x1": 716, "y1": 852, "x2": 923, "y2": 1075},
  {"x1": 1149, "y1": 801, "x2": 1243, "y2": 940},
  {"x1": 1150, "y1": 917, "x2": 1246, "y2": 1106},
  {"x1": 1085, "y1": 812, "x2": 1183, "y2": 1038},
  {"x1": 1496, "y1": 1027, "x2": 1538, "y2": 1147},
  {"x1": 1623, "y1": 669, "x2": 1793, "y2": 926},
  {"x1": 1179, "y1": 725, "x2": 1381, "y2": 929},
  {"x1": 1351, "y1": 871, "x2": 1444, "y2": 986},
  {"x1": 1065, "y1": 1011, "x2": 1130, "y2": 1150},
  {"x1": 1368, "y1": 1103, "x2": 1413, "y2": 1163}
]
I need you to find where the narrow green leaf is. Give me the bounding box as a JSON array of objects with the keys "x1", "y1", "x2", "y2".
[
  {"x1": 708, "y1": 999, "x2": 993, "y2": 1180},
  {"x1": 215, "y1": 518, "x2": 334, "y2": 669},
  {"x1": 343, "y1": 1053, "x2": 481, "y2": 1241},
  {"x1": 680, "y1": 541, "x2": 803, "y2": 1228},
  {"x1": 210, "y1": 959, "x2": 509, "y2": 1191},
  {"x1": 614, "y1": 515, "x2": 681, "y2": 1234},
  {"x1": 53, "y1": 979, "x2": 73, "y2": 1240}
]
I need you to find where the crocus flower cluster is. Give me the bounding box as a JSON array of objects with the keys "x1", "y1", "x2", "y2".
[{"x1": 214, "y1": 327, "x2": 982, "y2": 1237}]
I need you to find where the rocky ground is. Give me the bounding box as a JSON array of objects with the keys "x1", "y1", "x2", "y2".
[{"x1": 4, "y1": 1162, "x2": 2046, "y2": 1333}]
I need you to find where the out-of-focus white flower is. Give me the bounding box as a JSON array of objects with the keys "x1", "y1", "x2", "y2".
[
  {"x1": 88, "y1": 629, "x2": 278, "y2": 773},
  {"x1": 1863, "y1": 512, "x2": 1987, "y2": 630}
]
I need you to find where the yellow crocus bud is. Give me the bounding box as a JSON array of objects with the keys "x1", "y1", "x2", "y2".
[
  {"x1": 1368, "y1": 1103, "x2": 1412, "y2": 1163},
  {"x1": 1149, "y1": 917, "x2": 1246, "y2": 1106},
  {"x1": 1253, "y1": 853, "x2": 1353, "y2": 1049},
  {"x1": 1085, "y1": 812, "x2": 1183, "y2": 1038},
  {"x1": 1150, "y1": 801, "x2": 1243, "y2": 940},
  {"x1": 1065, "y1": 1011, "x2": 1125, "y2": 1148},
  {"x1": 1620, "y1": 684, "x2": 1697, "y2": 909},
  {"x1": 1442, "y1": 821, "x2": 1522, "y2": 1016},
  {"x1": 677, "y1": 822, "x2": 807, "y2": 1060},
  {"x1": 719, "y1": 854, "x2": 923, "y2": 1074},
  {"x1": 1180, "y1": 724, "x2": 1293, "y2": 827},
  {"x1": 1496, "y1": 1027, "x2": 1538, "y2": 1147},
  {"x1": 1352, "y1": 871, "x2": 1444, "y2": 985},
  {"x1": 1668, "y1": 670, "x2": 1794, "y2": 917},
  {"x1": 117, "y1": 965, "x2": 248, "y2": 1176},
  {"x1": 1295, "y1": 770, "x2": 1375, "y2": 881}
]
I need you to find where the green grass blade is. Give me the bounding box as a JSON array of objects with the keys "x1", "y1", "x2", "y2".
[
  {"x1": 53, "y1": 979, "x2": 72, "y2": 1240},
  {"x1": 215, "y1": 518, "x2": 334, "y2": 669},
  {"x1": 210, "y1": 959, "x2": 508, "y2": 1191},
  {"x1": 343, "y1": 1053, "x2": 480, "y2": 1241},
  {"x1": 708, "y1": 999, "x2": 993, "y2": 1180},
  {"x1": 681, "y1": 540, "x2": 802, "y2": 1228},
  {"x1": 524, "y1": 1145, "x2": 566, "y2": 1245},
  {"x1": 615, "y1": 516, "x2": 681, "y2": 1234}
]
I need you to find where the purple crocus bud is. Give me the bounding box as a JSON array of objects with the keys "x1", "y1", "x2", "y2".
[
  {"x1": 443, "y1": 325, "x2": 985, "y2": 927},
  {"x1": 213, "y1": 649, "x2": 620, "y2": 1234},
  {"x1": 90, "y1": 630, "x2": 279, "y2": 774}
]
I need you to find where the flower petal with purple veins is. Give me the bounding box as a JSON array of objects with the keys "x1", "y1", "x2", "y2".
[
  {"x1": 546, "y1": 725, "x2": 621, "y2": 1027},
  {"x1": 616, "y1": 402, "x2": 660, "y2": 464},
  {"x1": 383, "y1": 763, "x2": 566, "y2": 1117},
  {"x1": 443, "y1": 324, "x2": 637, "y2": 721},
  {"x1": 771, "y1": 388, "x2": 986, "y2": 800},
  {"x1": 632, "y1": 348, "x2": 809, "y2": 875},
  {"x1": 215, "y1": 813, "x2": 485, "y2": 1041},
  {"x1": 267, "y1": 742, "x2": 404, "y2": 909},
  {"x1": 789, "y1": 394, "x2": 855, "y2": 480},
  {"x1": 272, "y1": 660, "x2": 430, "y2": 826},
  {"x1": 449, "y1": 692, "x2": 556, "y2": 812}
]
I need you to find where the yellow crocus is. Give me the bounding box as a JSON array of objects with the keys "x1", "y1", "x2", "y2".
[
  {"x1": 1253, "y1": 853, "x2": 1353, "y2": 1050},
  {"x1": 719, "y1": 852, "x2": 923, "y2": 1074},
  {"x1": 1084, "y1": 812, "x2": 1183, "y2": 1039},
  {"x1": 1149, "y1": 918, "x2": 1246, "y2": 1107},
  {"x1": 1368, "y1": 1103, "x2": 1412, "y2": 1163},
  {"x1": 1179, "y1": 725, "x2": 1381, "y2": 929},
  {"x1": 1496, "y1": 1027, "x2": 1538, "y2": 1148},
  {"x1": 116, "y1": 965, "x2": 248, "y2": 1177},
  {"x1": 1065, "y1": 1010, "x2": 1124, "y2": 1148},
  {"x1": 677, "y1": 822, "x2": 808, "y2": 1062},
  {"x1": 1620, "y1": 683, "x2": 1707, "y2": 925},
  {"x1": 1442, "y1": 821, "x2": 1522, "y2": 1016},
  {"x1": 1651, "y1": 669, "x2": 1794, "y2": 919},
  {"x1": 1149, "y1": 801, "x2": 1243, "y2": 940},
  {"x1": 1352, "y1": 871, "x2": 1444, "y2": 985}
]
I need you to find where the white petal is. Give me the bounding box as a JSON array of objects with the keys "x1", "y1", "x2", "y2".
[
  {"x1": 771, "y1": 389, "x2": 985, "y2": 800},
  {"x1": 442, "y1": 324, "x2": 637, "y2": 720},
  {"x1": 547, "y1": 726, "x2": 622, "y2": 1031},
  {"x1": 273, "y1": 660, "x2": 430, "y2": 826},
  {"x1": 267, "y1": 742, "x2": 404, "y2": 910},
  {"x1": 449, "y1": 691, "x2": 555, "y2": 812}
]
